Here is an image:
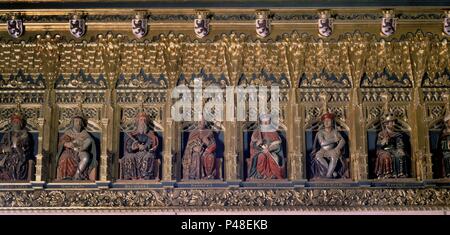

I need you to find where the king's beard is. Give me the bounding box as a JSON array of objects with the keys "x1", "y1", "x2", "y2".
[
  {"x1": 11, "y1": 123, "x2": 21, "y2": 131},
  {"x1": 137, "y1": 123, "x2": 148, "y2": 133}
]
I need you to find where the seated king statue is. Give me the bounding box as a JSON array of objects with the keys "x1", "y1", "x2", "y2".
[
  {"x1": 121, "y1": 111, "x2": 159, "y2": 180},
  {"x1": 0, "y1": 113, "x2": 33, "y2": 180},
  {"x1": 182, "y1": 116, "x2": 217, "y2": 180},
  {"x1": 375, "y1": 113, "x2": 408, "y2": 179},
  {"x1": 56, "y1": 113, "x2": 97, "y2": 180},
  {"x1": 310, "y1": 112, "x2": 347, "y2": 179},
  {"x1": 439, "y1": 113, "x2": 450, "y2": 178},
  {"x1": 248, "y1": 114, "x2": 285, "y2": 180}
]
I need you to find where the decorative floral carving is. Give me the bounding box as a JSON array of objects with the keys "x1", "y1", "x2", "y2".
[
  {"x1": 426, "y1": 105, "x2": 446, "y2": 123},
  {"x1": 0, "y1": 71, "x2": 45, "y2": 89},
  {"x1": 117, "y1": 69, "x2": 167, "y2": 88},
  {"x1": 55, "y1": 70, "x2": 107, "y2": 89},
  {"x1": 238, "y1": 69, "x2": 289, "y2": 88},
  {"x1": 299, "y1": 70, "x2": 351, "y2": 88},
  {"x1": 0, "y1": 189, "x2": 448, "y2": 209},
  {"x1": 361, "y1": 69, "x2": 412, "y2": 88},
  {"x1": 178, "y1": 69, "x2": 228, "y2": 87},
  {"x1": 422, "y1": 69, "x2": 450, "y2": 87}
]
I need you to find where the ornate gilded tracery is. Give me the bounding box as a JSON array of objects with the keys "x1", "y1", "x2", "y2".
[{"x1": 0, "y1": 3, "x2": 450, "y2": 212}]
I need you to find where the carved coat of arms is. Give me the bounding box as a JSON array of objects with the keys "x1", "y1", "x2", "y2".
[
  {"x1": 194, "y1": 14, "x2": 210, "y2": 38},
  {"x1": 7, "y1": 18, "x2": 24, "y2": 38},
  {"x1": 381, "y1": 11, "x2": 397, "y2": 36},
  {"x1": 132, "y1": 17, "x2": 148, "y2": 38},
  {"x1": 318, "y1": 12, "x2": 333, "y2": 37},
  {"x1": 255, "y1": 13, "x2": 271, "y2": 38},
  {"x1": 444, "y1": 16, "x2": 450, "y2": 36},
  {"x1": 69, "y1": 16, "x2": 86, "y2": 38}
]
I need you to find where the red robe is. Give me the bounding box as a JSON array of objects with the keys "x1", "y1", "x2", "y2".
[
  {"x1": 248, "y1": 130, "x2": 285, "y2": 180},
  {"x1": 182, "y1": 128, "x2": 217, "y2": 180}
]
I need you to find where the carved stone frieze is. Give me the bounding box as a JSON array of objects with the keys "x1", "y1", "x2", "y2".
[{"x1": 0, "y1": 188, "x2": 449, "y2": 209}]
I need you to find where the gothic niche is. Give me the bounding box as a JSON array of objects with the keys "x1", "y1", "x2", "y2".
[
  {"x1": 306, "y1": 112, "x2": 350, "y2": 180},
  {"x1": 424, "y1": 68, "x2": 450, "y2": 179},
  {"x1": 179, "y1": 118, "x2": 224, "y2": 181},
  {"x1": 362, "y1": 68, "x2": 413, "y2": 180},
  {"x1": 116, "y1": 67, "x2": 166, "y2": 181},
  {"x1": 437, "y1": 114, "x2": 450, "y2": 179},
  {"x1": 54, "y1": 66, "x2": 106, "y2": 181},
  {"x1": 242, "y1": 114, "x2": 287, "y2": 180},
  {"x1": 0, "y1": 70, "x2": 44, "y2": 182},
  {"x1": 429, "y1": 117, "x2": 450, "y2": 179}
]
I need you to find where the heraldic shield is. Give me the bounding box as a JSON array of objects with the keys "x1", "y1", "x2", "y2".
[
  {"x1": 256, "y1": 18, "x2": 270, "y2": 38},
  {"x1": 69, "y1": 17, "x2": 86, "y2": 38},
  {"x1": 318, "y1": 17, "x2": 333, "y2": 37},
  {"x1": 444, "y1": 17, "x2": 450, "y2": 36},
  {"x1": 7, "y1": 19, "x2": 24, "y2": 38},
  {"x1": 132, "y1": 17, "x2": 148, "y2": 38},
  {"x1": 194, "y1": 18, "x2": 210, "y2": 38}
]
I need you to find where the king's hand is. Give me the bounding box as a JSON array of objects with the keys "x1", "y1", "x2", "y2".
[{"x1": 380, "y1": 136, "x2": 389, "y2": 146}]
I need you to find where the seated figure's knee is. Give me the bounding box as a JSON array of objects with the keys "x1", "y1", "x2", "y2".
[{"x1": 78, "y1": 152, "x2": 90, "y2": 162}]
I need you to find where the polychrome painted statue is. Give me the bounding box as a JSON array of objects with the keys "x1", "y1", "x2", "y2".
[
  {"x1": 375, "y1": 114, "x2": 408, "y2": 179},
  {"x1": 248, "y1": 114, "x2": 285, "y2": 180},
  {"x1": 310, "y1": 112, "x2": 347, "y2": 179},
  {"x1": 56, "y1": 114, "x2": 97, "y2": 180},
  {"x1": 0, "y1": 113, "x2": 33, "y2": 180},
  {"x1": 121, "y1": 112, "x2": 159, "y2": 180},
  {"x1": 182, "y1": 118, "x2": 217, "y2": 180},
  {"x1": 439, "y1": 114, "x2": 450, "y2": 178}
]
